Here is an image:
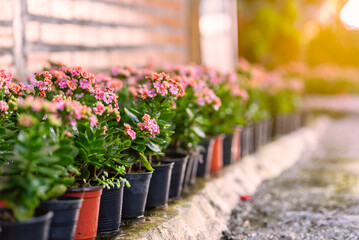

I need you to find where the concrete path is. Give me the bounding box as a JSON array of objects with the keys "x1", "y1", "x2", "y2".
[
  {"x1": 107, "y1": 118, "x2": 328, "y2": 240},
  {"x1": 223, "y1": 116, "x2": 359, "y2": 240}
]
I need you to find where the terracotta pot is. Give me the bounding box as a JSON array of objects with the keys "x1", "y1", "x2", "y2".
[
  {"x1": 232, "y1": 127, "x2": 241, "y2": 162},
  {"x1": 0, "y1": 201, "x2": 5, "y2": 208},
  {"x1": 210, "y1": 135, "x2": 224, "y2": 172},
  {"x1": 65, "y1": 186, "x2": 103, "y2": 240}
]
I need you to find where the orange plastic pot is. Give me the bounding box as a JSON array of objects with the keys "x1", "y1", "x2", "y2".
[
  {"x1": 65, "y1": 186, "x2": 103, "y2": 240},
  {"x1": 232, "y1": 127, "x2": 241, "y2": 162},
  {"x1": 210, "y1": 135, "x2": 224, "y2": 172}
]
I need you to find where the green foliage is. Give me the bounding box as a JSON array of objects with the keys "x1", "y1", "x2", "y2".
[
  {"x1": 170, "y1": 89, "x2": 206, "y2": 152},
  {"x1": 238, "y1": 0, "x2": 300, "y2": 68},
  {"x1": 0, "y1": 125, "x2": 76, "y2": 221},
  {"x1": 73, "y1": 122, "x2": 129, "y2": 188}
]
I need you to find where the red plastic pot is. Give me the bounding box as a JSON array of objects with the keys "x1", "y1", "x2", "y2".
[
  {"x1": 232, "y1": 127, "x2": 241, "y2": 162},
  {"x1": 65, "y1": 186, "x2": 103, "y2": 240},
  {"x1": 210, "y1": 135, "x2": 224, "y2": 172},
  {"x1": 0, "y1": 201, "x2": 6, "y2": 208}
]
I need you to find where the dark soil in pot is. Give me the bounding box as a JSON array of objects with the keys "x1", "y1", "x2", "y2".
[
  {"x1": 197, "y1": 139, "x2": 214, "y2": 178},
  {"x1": 0, "y1": 208, "x2": 53, "y2": 240},
  {"x1": 223, "y1": 134, "x2": 234, "y2": 166},
  {"x1": 164, "y1": 153, "x2": 188, "y2": 199},
  {"x1": 122, "y1": 171, "x2": 152, "y2": 218},
  {"x1": 40, "y1": 196, "x2": 83, "y2": 240},
  {"x1": 146, "y1": 162, "x2": 174, "y2": 208},
  {"x1": 97, "y1": 181, "x2": 124, "y2": 233}
]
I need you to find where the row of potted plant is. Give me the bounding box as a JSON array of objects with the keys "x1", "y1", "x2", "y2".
[{"x1": 0, "y1": 58, "x2": 303, "y2": 240}]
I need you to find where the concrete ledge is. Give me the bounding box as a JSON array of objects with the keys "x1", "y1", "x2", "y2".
[{"x1": 117, "y1": 118, "x2": 329, "y2": 240}]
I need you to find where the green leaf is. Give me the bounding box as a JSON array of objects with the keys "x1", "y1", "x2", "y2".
[
  {"x1": 145, "y1": 141, "x2": 162, "y2": 154},
  {"x1": 86, "y1": 126, "x2": 94, "y2": 141},
  {"x1": 43, "y1": 184, "x2": 67, "y2": 200},
  {"x1": 0, "y1": 127, "x2": 6, "y2": 135},
  {"x1": 124, "y1": 107, "x2": 139, "y2": 123},
  {"x1": 139, "y1": 154, "x2": 154, "y2": 171},
  {"x1": 92, "y1": 138, "x2": 105, "y2": 148},
  {"x1": 131, "y1": 144, "x2": 146, "y2": 152},
  {"x1": 78, "y1": 148, "x2": 89, "y2": 163},
  {"x1": 160, "y1": 111, "x2": 176, "y2": 121},
  {"x1": 192, "y1": 126, "x2": 206, "y2": 138},
  {"x1": 123, "y1": 140, "x2": 131, "y2": 147},
  {"x1": 78, "y1": 132, "x2": 90, "y2": 147},
  {"x1": 186, "y1": 108, "x2": 194, "y2": 119},
  {"x1": 133, "y1": 138, "x2": 146, "y2": 144}
]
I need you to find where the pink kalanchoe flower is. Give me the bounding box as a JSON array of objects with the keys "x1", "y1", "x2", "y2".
[
  {"x1": 124, "y1": 123, "x2": 136, "y2": 140},
  {"x1": 89, "y1": 115, "x2": 98, "y2": 127},
  {"x1": 65, "y1": 131, "x2": 73, "y2": 138},
  {"x1": 79, "y1": 79, "x2": 89, "y2": 89},
  {"x1": 101, "y1": 125, "x2": 108, "y2": 135},
  {"x1": 58, "y1": 81, "x2": 67, "y2": 89},
  {"x1": 137, "y1": 114, "x2": 160, "y2": 138},
  {"x1": 93, "y1": 102, "x2": 105, "y2": 116},
  {"x1": 67, "y1": 80, "x2": 77, "y2": 91},
  {"x1": 18, "y1": 114, "x2": 34, "y2": 127},
  {"x1": 0, "y1": 101, "x2": 9, "y2": 114}
]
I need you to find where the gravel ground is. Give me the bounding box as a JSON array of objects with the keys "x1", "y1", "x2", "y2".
[{"x1": 223, "y1": 117, "x2": 359, "y2": 240}]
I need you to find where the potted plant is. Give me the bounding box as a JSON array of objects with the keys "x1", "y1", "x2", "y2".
[
  {"x1": 0, "y1": 95, "x2": 82, "y2": 240},
  {"x1": 32, "y1": 67, "x2": 128, "y2": 238},
  {"x1": 123, "y1": 72, "x2": 185, "y2": 208}
]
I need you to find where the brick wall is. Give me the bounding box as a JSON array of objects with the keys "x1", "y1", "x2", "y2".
[{"x1": 0, "y1": 0, "x2": 189, "y2": 78}]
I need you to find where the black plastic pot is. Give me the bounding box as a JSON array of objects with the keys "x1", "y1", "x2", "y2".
[
  {"x1": 274, "y1": 114, "x2": 286, "y2": 137},
  {"x1": 247, "y1": 124, "x2": 255, "y2": 154},
  {"x1": 254, "y1": 121, "x2": 263, "y2": 152},
  {"x1": 266, "y1": 118, "x2": 273, "y2": 143},
  {"x1": 222, "y1": 134, "x2": 234, "y2": 166},
  {"x1": 146, "y1": 162, "x2": 174, "y2": 208},
  {"x1": 165, "y1": 153, "x2": 188, "y2": 199},
  {"x1": 240, "y1": 126, "x2": 249, "y2": 157},
  {"x1": 189, "y1": 155, "x2": 199, "y2": 185},
  {"x1": 97, "y1": 181, "x2": 124, "y2": 233},
  {"x1": 122, "y1": 171, "x2": 152, "y2": 218},
  {"x1": 40, "y1": 196, "x2": 83, "y2": 240},
  {"x1": 0, "y1": 208, "x2": 53, "y2": 240},
  {"x1": 196, "y1": 139, "x2": 214, "y2": 178},
  {"x1": 183, "y1": 154, "x2": 194, "y2": 188}
]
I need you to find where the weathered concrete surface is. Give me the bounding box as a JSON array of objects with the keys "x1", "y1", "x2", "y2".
[
  {"x1": 304, "y1": 95, "x2": 359, "y2": 113},
  {"x1": 115, "y1": 118, "x2": 329, "y2": 240},
  {"x1": 223, "y1": 116, "x2": 359, "y2": 240}
]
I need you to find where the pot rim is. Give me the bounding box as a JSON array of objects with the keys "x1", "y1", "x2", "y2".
[
  {"x1": 41, "y1": 195, "x2": 83, "y2": 205},
  {"x1": 67, "y1": 185, "x2": 104, "y2": 193},
  {"x1": 0, "y1": 208, "x2": 53, "y2": 226},
  {"x1": 125, "y1": 171, "x2": 153, "y2": 176}
]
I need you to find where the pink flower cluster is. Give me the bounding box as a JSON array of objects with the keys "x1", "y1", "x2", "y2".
[
  {"x1": 137, "y1": 114, "x2": 160, "y2": 138},
  {"x1": 17, "y1": 95, "x2": 96, "y2": 127},
  {"x1": 124, "y1": 123, "x2": 136, "y2": 140},
  {"x1": 138, "y1": 72, "x2": 185, "y2": 99},
  {"x1": 0, "y1": 69, "x2": 27, "y2": 97},
  {"x1": 0, "y1": 101, "x2": 9, "y2": 115}
]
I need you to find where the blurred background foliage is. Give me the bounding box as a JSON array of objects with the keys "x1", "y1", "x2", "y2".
[{"x1": 237, "y1": 0, "x2": 359, "y2": 69}]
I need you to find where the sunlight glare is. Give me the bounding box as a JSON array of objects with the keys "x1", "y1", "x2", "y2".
[{"x1": 340, "y1": 0, "x2": 359, "y2": 29}]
